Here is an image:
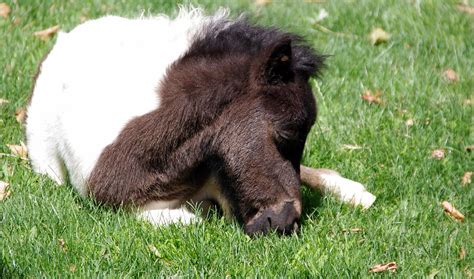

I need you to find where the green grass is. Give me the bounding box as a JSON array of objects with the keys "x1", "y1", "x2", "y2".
[{"x1": 1, "y1": 0, "x2": 473, "y2": 277}]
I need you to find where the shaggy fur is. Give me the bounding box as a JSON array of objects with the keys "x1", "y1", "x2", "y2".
[{"x1": 26, "y1": 8, "x2": 325, "y2": 235}]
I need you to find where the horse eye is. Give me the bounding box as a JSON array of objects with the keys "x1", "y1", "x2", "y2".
[{"x1": 274, "y1": 127, "x2": 299, "y2": 142}]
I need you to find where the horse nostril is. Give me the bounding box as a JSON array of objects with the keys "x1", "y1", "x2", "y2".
[{"x1": 244, "y1": 201, "x2": 301, "y2": 236}]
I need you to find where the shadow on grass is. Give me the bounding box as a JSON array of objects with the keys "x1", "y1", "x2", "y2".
[
  {"x1": 300, "y1": 187, "x2": 324, "y2": 223},
  {"x1": 0, "y1": 256, "x2": 22, "y2": 278}
]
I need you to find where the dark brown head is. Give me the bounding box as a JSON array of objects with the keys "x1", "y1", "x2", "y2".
[{"x1": 209, "y1": 33, "x2": 324, "y2": 236}]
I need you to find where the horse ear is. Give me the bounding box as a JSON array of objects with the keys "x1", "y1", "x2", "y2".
[{"x1": 257, "y1": 38, "x2": 294, "y2": 85}]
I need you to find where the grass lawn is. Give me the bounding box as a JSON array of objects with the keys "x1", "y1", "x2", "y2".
[{"x1": 1, "y1": 0, "x2": 473, "y2": 277}]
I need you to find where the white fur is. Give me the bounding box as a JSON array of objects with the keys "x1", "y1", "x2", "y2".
[
  {"x1": 139, "y1": 208, "x2": 198, "y2": 226},
  {"x1": 138, "y1": 199, "x2": 198, "y2": 225},
  {"x1": 26, "y1": 8, "x2": 228, "y2": 197},
  {"x1": 318, "y1": 173, "x2": 376, "y2": 209}
]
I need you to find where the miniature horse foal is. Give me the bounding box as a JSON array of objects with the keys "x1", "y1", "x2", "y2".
[{"x1": 26, "y1": 8, "x2": 372, "y2": 235}]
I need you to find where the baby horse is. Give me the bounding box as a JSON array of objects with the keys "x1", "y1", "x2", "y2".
[{"x1": 26, "y1": 9, "x2": 372, "y2": 235}]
